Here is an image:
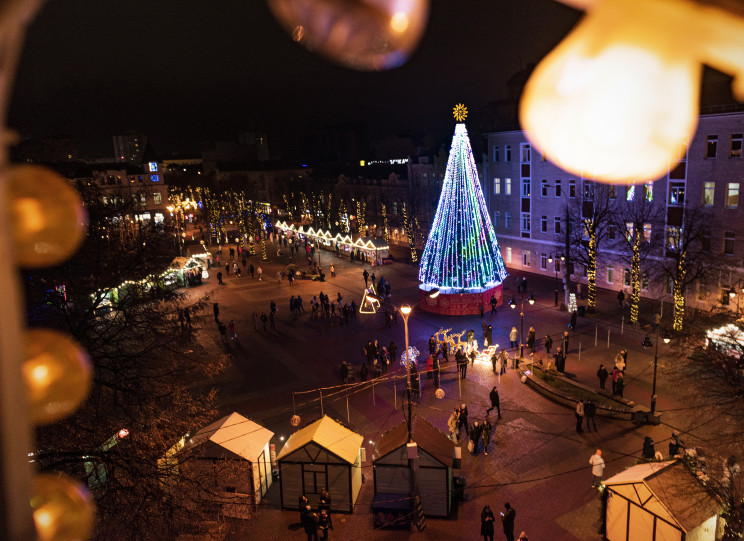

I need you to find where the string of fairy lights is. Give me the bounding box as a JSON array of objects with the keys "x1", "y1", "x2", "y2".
[{"x1": 418, "y1": 122, "x2": 507, "y2": 291}]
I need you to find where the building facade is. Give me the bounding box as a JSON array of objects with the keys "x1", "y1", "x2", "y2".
[{"x1": 483, "y1": 112, "x2": 744, "y2": 311}]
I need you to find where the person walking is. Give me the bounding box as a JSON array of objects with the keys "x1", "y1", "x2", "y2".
[
  {"x1": 183, "y1": 307, "x2": 191, "y2": 330},
  {"x1": 269, "y1": 310, "x2": 276, "y2": 330},
  {"x1": 575, "y1": 400, "x2": 585, "y2": 433},
  {"x1": 615, "y1": 371, "x2": 625, "y2": 397},
  {"x1": 458, "y1": 404, "x2": 469, "y2": 439},
  {"x1": 249, "y1": 263, "x2": 254, "y2": 278},
  {"x1": 302, "y1": 507, "x2": 319, "y2": 541},
  {"x1": 482, "y1": 419, "x2": 493, "y2": 456},
  {"x1": 563, "y1": 331, "x2": 570, "y2": 353},
  {"x1": 544, "y1": 334, "x2": 553, "y2": 356},
  {"x1": 526, "y1": 327, "x2": 536, "y2": 354},
  {"x1": 490, "y1": 294, "x2": 498, "y2": 316},
  {"x1": 470, "y1": 421, "x2": 482, "y2": 455},
  {"x1": 642, "y1": 436, "x2": 656, "y2": 460},
  {"x1": 481, "y1": 505, "x2": 496, "y2": 541},
  {"x1": 448, "y1": 408, "x2": 459, "y2": 443},
  {"x1": 362, "y1": 269, "x2": 369, "y2": 287},
  {"x1": 318, "y1": 509, "x2": 332, "y2": 541},
  {"x1": 589, "y1": 449, "x2": 605, "y2": 488},
  {"x1": 611, "y1": 366, "x2": 620, "y2": 394},
  {"x1": 597, "y1": 364, "x2": 609, "y2": 391},
  {"x1": 617, "y1": 289, "x2": 625, "y2": 307},
  {"x1": 260, "y1": 312, "x2": 268, "y2": 331},
  {"x1": 487, "y1": 386, "x2": 502, "y2": 418},
  {"x1": 501, "y1": 503, "x2": 516, "y2": 541},
  {"x1": 217, "y1": 271, "x2": 223, "y2": 285},
  {"x1": 585, "y1": 399, "x2": 597, "y2": 432},
  {"x1": 228, "y1": 319, "x2": 237, "y2": 342},
  {"x1": 509, "y1": 327, "x2": 518, "y2": 350},
  {"x1": 329, "y1": 263, "x2": 335, "y2": 277},
  {"x1": 614, "y1": 351, "x2": 626, "y2": 372},
  {"x1": 486, "y1": 325, "x2": 493, "y2": 347},
  {"x1": 257, "y1": 265, "x2": 262, "y2": 280},
  {"x1": 213, "y1": 302, "x2": 220, "y2": 322}
]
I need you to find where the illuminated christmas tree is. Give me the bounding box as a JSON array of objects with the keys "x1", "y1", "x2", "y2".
[{"x1": 419, "y1": 104, "x2": 507, "y2": 291}]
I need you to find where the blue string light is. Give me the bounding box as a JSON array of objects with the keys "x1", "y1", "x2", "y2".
[{"x1": 419, "y1": 123, "x2": 508, "y2": 292}]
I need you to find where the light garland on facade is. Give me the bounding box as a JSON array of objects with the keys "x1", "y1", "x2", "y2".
[
  {"x1": 402, "y1": 203, "x2": 418, "y2": 263},
  {"x1": 382, "y1": 203, "x2": 389, "y2": 245},
  {"x1": 630, "y1": 230, "x2": 641, "y2": 325},
  {"x1": 418, "y1": 123, "x2": 507, "y2": 291},
  {"x1": 674, "y1": 252, "x2": 686, "y2": 331},
  {"x1": 587, "y1": 229, "x2": 597, "y2": 309}
]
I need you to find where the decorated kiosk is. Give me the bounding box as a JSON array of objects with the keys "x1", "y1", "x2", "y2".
[{"x1": 418, "y1": 104, "x2": 508, "y2": 315}]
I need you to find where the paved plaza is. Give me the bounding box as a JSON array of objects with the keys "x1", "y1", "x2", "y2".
[{"x1": 179, "y1": 238, "x2": 712, "y2": 540}]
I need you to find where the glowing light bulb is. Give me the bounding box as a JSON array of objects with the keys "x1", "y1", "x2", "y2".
[
  {"x1": 10, "y1": 165, "x2": 88, "y2": 267},
  {"x1": 23, "y1": 329, "x2": 92, "y2": 425},
  {"x1": 521, "y1": 0, "x2": 704, "y2": 182},
  {"x1": 31, "y1": 473, "x2": 95, "y2": 541}
]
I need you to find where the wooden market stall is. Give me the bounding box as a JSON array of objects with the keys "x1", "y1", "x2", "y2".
[
  {"x1": 604, "y1": 460, "x2": 721, "y2": 541},
  {"x1": 373, "y1": 419, "x2": 455, "y2": 518},
  {"x1": 277, "y1": 416, "x2": 364, "y2": 513}
]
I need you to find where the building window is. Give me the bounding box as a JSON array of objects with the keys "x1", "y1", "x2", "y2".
[
  {"x1": 697, "y1": 280, "x2": 707, "y2": 300},
  {"x1": 541, "y1": 179, "x2": 549, "y2": 197},
  {"x1": 609, "y1": 225, "x2": 616, "y2": 240},
  {"x1": 554, "y1": 179, "x2": 562, "y2": 197},
  {"x1": 522, "y1": 178, "x2": 531, "y2": 197},
  {"x1": 666, "y1": 276, "x2": 674, "y2": 295},
  {"x1": 623, "y1": 268, "x2": 631, "y2": 287},
  {"x1": 607, "y1": 266, "x2": 615, "y2": 284},
  {"x1": 493, "y1": 211, "x2": 500, "y2": 227},
  {"x1": 609, "y1": 185, "x2": 617, "y2": 200},
  {"x1": 702, "y1": 229, "x2": 711, "y2": 252},
  {"x1": 730, "y1": 133, "x2": 742, "y2": 158},
  {"x1": 523, "y1": 250, "x2": 530, "y2": 267},
  {"x1": 150, "y1": 174, "x2": 159, "y2": 182},
  {"x1": 669, "y1": 182, "x2": 685, "y2": 205},
  {"x1": 153, "y1": 192, "x2": 162, "y2": 204},
  {"x1": 626, "y1": 222, "x2": 634, "y2": 242},
  {"x1": 554, "y1": 217, "x2": 561, "y2": 234},
  {"x1": 505, "y1": 212, "x2": 511, "y2": 228},
  {"x1": 521, "y1": 143, "x2": 531, "y2": 163},
  {"x1": 493, "y1": 178, "x2": 501, "y2": 195},
  {"x1": 726, "y1": 183, "x2": 739, "y2": 208},
  {"x1": 642, "y1": 272, "x2": 649, "y2": 290},
  {"x1": 540, "y1": 254, "x2": 547, "y2": 270},
  {"x1": 644, "y1": 181, "x2": 653, "y2": 201},
  {"x1": 703, "y1": 181, "x2": 715, "y2": 206},
  {"x1": 706, "y1": 136, "x2": 718, "y2": 158},
  {"x1": 505, "y1": 178, "x2": 512, "y2": 196},
  {"x1": 505, "y1": 145, "x2": 512, "y2": 162},
  {"x1": 506, "y1": 246, "x2": 512, "y2": 263},
  {"x1": 666, "y1": 226, "x2": 681, "y2": 251},
  {"x1": 724, "y1": 231, "x2": 735, "y2": 255},
  {"x1": 521, "y1": 213, "x2": 531, "y2": 233},
  {"x1": 643, "y1": 223, "x2": 652, "y2": 243},
  {"x1": 569, "y1": 179, "x2": 576, "y2": 198},
  {"x1": 583, "y1": 180, "x2": 594, "y2": 201},
  {"x1": 626, "y1": 184, "x2": 635, "y2": 201},
  {"x1": 541, "y1": 215, "x2": 547, "y2": 233},
  {"x1": 493, "y1": 146, "x2": 499, "y2": 162}
]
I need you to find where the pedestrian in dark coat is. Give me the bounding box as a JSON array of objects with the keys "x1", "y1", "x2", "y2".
[
  {"x1": 527, "y1": 327, "x2": 536, "y2": 353},
  {"x1": 481, "y1": 419, "x2": 493, "y2": 456},
  {"x1": 481, "y1": 505, "x2": 496, "y2": 541},
  {"x1": 260, "y1": 312, "x2": 268, "y2": 331},
  {"x1": 433, "y1": 356, "x2": 441, "y2": 388},
  {"x1": 458, "y1": 404, "x2": 469, "y2": 438},
  {"x1": 490, "y1": 294, "x2": 498, "y2": 315},
  {"x1": 569, "y1": 310, "x2": 578, "y2": 330},
  {"x1": 302, "y1": 508, "x2": 320, "y2": 541},
  {"x1": 213, "y1": 302, "x2": 220, "y2": 321},
  {"x1": 544, "y1": 334, "x2": 553, "y2": 356},
  {"x1": 470, "y1": 421, "x2": 482, "y2": 455},
  {"x1": 597, "y1": 364, "x2": 609, "y2": 391},
  {"x1": 299, "y1": 495, "x2": 309, "y2": 522},
  {"x1": 563, "y1": 331, "x2": 570, "y2": 353},
  {"x1": 642, "y1": 436, "x2": 656, "y2": 460},
  {"x1": 611, "y1": 367, "x2": 619, "y2": 394},
  {"x1": 389, "y1": 341, "x2": 397, "y2": 363},
  {"x1": 318, "y1": 510, "x2": 332, "y2": 541},
  {"x1": 501, "y1": 503, "x2": 516, "y2": 541},
  {"x1": 429, "y1": 335, "x2": 437, "y2": 355},
  {"x1": 585, "y1": 399, "x2": 597, "y2": 432},
  {"x1": 486, "y1": 325, "x2": 493, "y2": 346},
  {"x1": 217, "y1": 271, "x2": 223, "y2": 285},
  {"x1": 487, "y1": 386, "x2": 501, "y2": 418},
  {"x1": 615, "y1": 371, "x2": 624, "y2": 397}
]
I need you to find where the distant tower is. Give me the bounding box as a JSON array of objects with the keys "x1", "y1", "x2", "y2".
[
  {"x1": 113, "y1": 131, "x2": 147, "y2": 164},
  {"x1": 418, "y1": 104, "x2": 507, "y2": 315}
]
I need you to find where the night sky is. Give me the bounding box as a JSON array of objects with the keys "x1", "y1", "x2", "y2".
[{"x1": 9, "y1": 0, "x2": 581, "y2": 159}]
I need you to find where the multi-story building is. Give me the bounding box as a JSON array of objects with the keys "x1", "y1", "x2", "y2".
[{"x1": 483, "y1": 111, "x2": 744, "y2": 311}]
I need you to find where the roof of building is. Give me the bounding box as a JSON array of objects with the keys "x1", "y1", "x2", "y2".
[
  {"x1": 375, "y1": 418, "x2": 454, "y2": 467},
  {"x1": 277, "y1": 416, "x2": 363, "y2": 464},
  {"x1": 604, "y1": 460, "x2": 720, "y2": 533},
  {"x1": 183, "y1": 412, "x2": 273, "y2": 462}
]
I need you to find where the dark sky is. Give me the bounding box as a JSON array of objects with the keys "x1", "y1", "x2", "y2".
[{"x1": 9, "y1": 0, "x2": 581, "y2": 158}]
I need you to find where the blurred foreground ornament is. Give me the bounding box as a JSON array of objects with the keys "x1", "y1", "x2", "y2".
[
  {"x1": 9, "y1": 165, "x2": 87, "y2": 267},
  {"x1": 290, "y1": 414, "x2": 301, "y2": 426},
  {"x1": 435, "y1": 388, "x2": 444, "y2": 399},
  {"x1": 268, "y1": 0, "x2": 429, "y2": 71},
  {"x1": 521, "y1": 0, "x2": 744, "y2": 183},
  {"x1": 31, "y1": 472, "x2": 95, "y2": 541},
  {"x1": 23, "y1": 329, "x2": 92, "y2": 425}
]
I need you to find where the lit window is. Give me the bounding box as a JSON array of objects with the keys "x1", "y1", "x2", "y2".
[
  {"x1": 505, "y1": 178, "x2": 512, "y2": 196},
  {"x1": 554, "y1": 180, "x2": 562, "y2": 198},
  {"x1": 521, "y1": 213, "x2": 531, "y2": 233},
  {"x1": 730, "y1": 134, "x2": 742, "y2": 159},
  {"x1": 541, "y1": 179, "x2": 549, "y2": 197},
  {"x1": 554, "y1": 217, "x2": 561, "y2": 234},
  {"x1": 568, "y1": 180, "x2": 576, "y2": 198},
  {"x1": 703, "y1": 182, "x2": 715, "y2": 206},
  {"x1": 540, "y1": 254, "x2": 547, "y2": 270},
  {"x1": 583, "y1": 180, "x2": 594, "y2": 201},
  {"x1": 505, "y1": 145, "x2": 511, "y2": 162},
  {"x1": 607, "y1": 266, "x2": 614, "y2": 284},
  {"x1": 706, "y1": 136, "x2": 718, "y2": 158},
  {"x1": 666, "y1": 226, "x2": 681, "y2": 251},
  {"x1": 506, "y1": 247, "x2": 512, "y2": 263},
  {"x1": 148, "y1": 162, "x2": 158, "y2": 172},
  {"x1": 643, "y1": 223, "x2": 652, "y2": 243},
  {"x1": 493, "y1": 178, "x2": 501, "y2": 195},
  {"x1": 724, "y1": 231, "x2": 735, "y2": 255},
  {"x1": 151, "y1": 174, "x2": 160, "y2": 182},
  {"x1": 669, "y1": 183, "x2": 685, "y2": 205},
  {"x1": 522, "y1": 179, "x2": 531, "y2": 197},
  {"x1": 644, "y1": 181, "x2": 653, "y2": 201},
  {"x1": 626, "y1": 222, "x2": 634, "y2": 241},
  {"x1": 153, "y1": 192, "x2": 162, "y2": 204},
  {"x1": 523, "y1": 250, "x2": 530, "y2": 267},
  {"x1": 541, "y1": 215, "x2": 547, "y2": 233},
  {"x1": 726, "y1": 183, "x2": 739, "y2": 208},
  {"x1": 626, "y1": 184, "x2": 635, "y2": 201}
]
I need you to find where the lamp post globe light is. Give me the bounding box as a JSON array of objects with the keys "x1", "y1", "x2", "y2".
[{"x1": 510, "y1": 294, "x2": 535, "y2": 358}]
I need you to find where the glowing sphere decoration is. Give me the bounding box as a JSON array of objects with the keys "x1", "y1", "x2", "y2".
[
  {"x1": 9, "y1": 165, "x2": 88, "y2": 268},
  {"x1": 22, "y1": 329, "x2": 92, "y2": 425},
  {"x1": 435, "y1": 388, "x2": 445, "y2": 399},
  {"x1": 267, "y1": 0, "x2": 430, "y2": 71},
  {"x1": 31, "y1": 473, "x2": 95, "y2": 541}
]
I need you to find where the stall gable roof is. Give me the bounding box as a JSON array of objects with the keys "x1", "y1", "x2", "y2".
[
  {"x1": 185, "y1": 412, "x2": 273, "y2": 462},
  {"x1": 605, "y1": 461, "x2": 720, "y2": 533},
  {"x1": 375, "y1": 419, "x2": 454, "y2": 467},
  {"x1": 277, "y1": 416, "x2": 363, "y2": 464}
]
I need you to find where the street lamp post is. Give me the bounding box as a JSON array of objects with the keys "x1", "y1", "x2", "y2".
[
  {"x1": 642, "y1": 327, "x2": 670, "y2": 418},
  {"x1": 510, "y1": 294, "x2": 535, "y2": 359}
]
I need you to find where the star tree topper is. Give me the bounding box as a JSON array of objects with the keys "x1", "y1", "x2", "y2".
[{"x1": 453, "y1": 103, "x2": 468, "y2": 122}]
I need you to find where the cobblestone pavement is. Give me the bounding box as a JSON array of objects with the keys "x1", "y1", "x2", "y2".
[{"x1": 177, "y1": 238, "x2": 715, "y2": 540}]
